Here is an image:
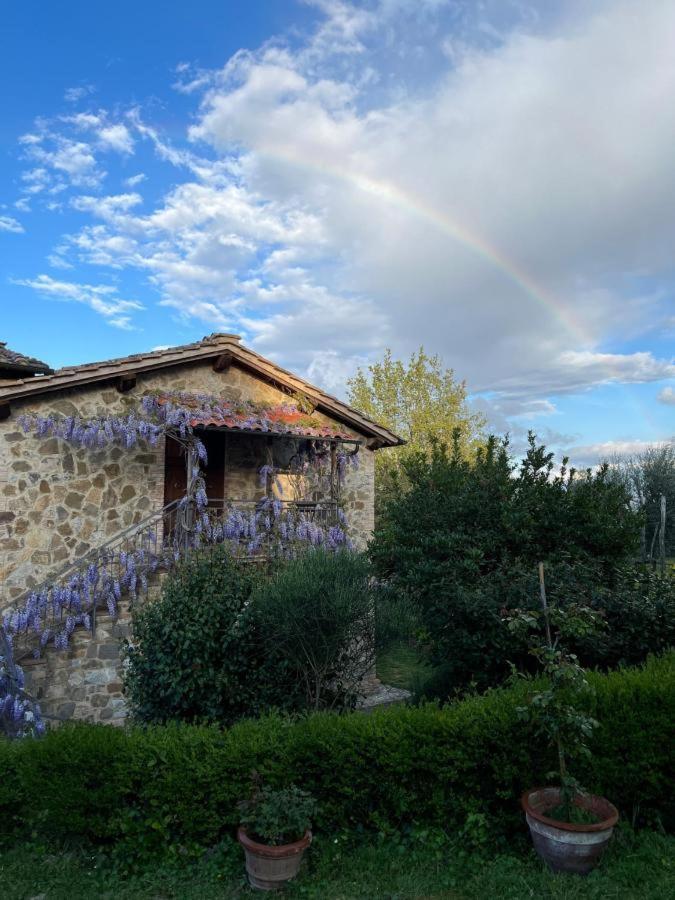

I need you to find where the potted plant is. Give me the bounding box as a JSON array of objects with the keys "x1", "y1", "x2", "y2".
[
  {"x1": 505, "y1": 563, "x2": 619, "y2": 875},
  {"x1": 237, "y1": 775, "x2": 316, "y2": 891}
]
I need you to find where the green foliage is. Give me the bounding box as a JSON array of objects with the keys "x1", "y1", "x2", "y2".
[
  {"x1": 2, "y1": 828, "x2": 674, "y2": 899},
  {"x1": 1, "y1": 653, "x2": 672, "y2": 865},
  {"x1": 238, "y1": 776, "x2": 316, "y2": 845},
  {"x1": 575, "y1": 565, "x2": 675, "y2": 668},
  {"x1": 608, "y1": 442, "x2": 675, "y2": 558},
  {"x1": 251, "y1": 550, "x2": 396, "y2": 711},
  {"x1": 123, "y1": 546, "x2": 269, "y2": 725},
  {"x1": 346, "y1": 347, "x2": 484, "y2": 518},
  {"x1": 0, "y1": 722, "x2": 131, "y2": 843},
  {"x1": 124, "y1": 547, "x2": 406, "y2": 726},
  {"x1": 370, "y1": 433, "x2": 644, "y2": 692},
  {"x1": 506, "y1": 585, "x2": 605, "y2": 819}
]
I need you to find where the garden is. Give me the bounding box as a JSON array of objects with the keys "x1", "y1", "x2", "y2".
[{"x1": 2, "y1": 393, "x2": 675, "y2": 895}]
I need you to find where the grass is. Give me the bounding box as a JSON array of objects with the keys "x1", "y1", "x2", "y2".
[
  {"x1": 376, "y1": 641, "x2": 430, "y2": 691},
  {"x1": 1, "y1": 828, "x2": 672, "y2": 899}
]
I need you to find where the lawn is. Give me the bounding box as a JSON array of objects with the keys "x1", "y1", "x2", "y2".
[
  {"x1": 1, "y1": 828, "x2": 672, "y2": 899},
  {"x1": 376, "y1": 641, "x2": 430, "y2": 692}
]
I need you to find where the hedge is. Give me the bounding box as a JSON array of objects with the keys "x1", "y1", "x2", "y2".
[{"x1": 1, "y1": 653, "x2": 672, "y2": 859}]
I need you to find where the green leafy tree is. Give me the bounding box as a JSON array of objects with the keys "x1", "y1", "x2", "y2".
[
  {"x1": 347, "y1": 347, "x2": 484, "y2": 517},
  {"x1": 607, "y1": 443, "x2": 675, "y2": 560},
  {"x1": 505, "y1": 567, "x2": 604, "y2": 821},
  {"x1": 370, "y1": 433, "x2": 642, "y2": 693}
]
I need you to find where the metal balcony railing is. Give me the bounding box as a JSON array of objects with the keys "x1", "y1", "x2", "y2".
[{"x1": 3, "y1": 496, "x2": 340, "y2": 662}]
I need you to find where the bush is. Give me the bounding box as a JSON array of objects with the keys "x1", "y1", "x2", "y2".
[
  {"x1": 1, "y1": 653, "x2": 672, "y2": 861},
  {"x1": 250, "y1": 550, "x2": 377, "y2": 710},
  {"x1": 370, "y1": 434, "x2": 646, "y2": 692},
  {"x1": 124, "y1": 546, "x2": 404, "y2": 726},
  {"x1": 238, "y1": 779, "x2": 316, "y2": 844},
  {"x1": 124, "y1": 545, "x2": 271, "y2": 725},
  {"x1": 580, "y1": 565, "x2": 675, "y2": 668}
]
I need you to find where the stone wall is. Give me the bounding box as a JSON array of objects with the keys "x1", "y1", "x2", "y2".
[
  {"x1": 1, "y1": 357, "x2": 377, "y2": 725},
  {"x1": 1, "y1": 359, "x2": 374, "y2": 605}
]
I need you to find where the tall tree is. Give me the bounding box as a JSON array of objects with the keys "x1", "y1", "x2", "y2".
[
  {"x1": 607, "y1": 443, "x2": 675, "y2": 560},
  {"x1": 347, "y1": 347, "x2": 484, "y2": 516}
]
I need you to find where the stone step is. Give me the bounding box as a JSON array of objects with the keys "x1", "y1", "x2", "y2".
[{"x1": 358, "y1": 684, "x2": 412, "y2": 712}]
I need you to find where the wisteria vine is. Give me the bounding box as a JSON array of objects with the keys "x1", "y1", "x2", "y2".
[
  {"x1": 1, "y1": 629, "x2": 45, "y2": 738},
  {"x1": 3, "y1": 389, "x2": 361, "y2": 737}
]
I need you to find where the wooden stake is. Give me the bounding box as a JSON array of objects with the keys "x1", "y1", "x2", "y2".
[
  {"x1": 538, "y1": 561, "x2": 553, "y2": 648},
  {"x1": 659, "y1": 494, "x2": 667, "y2": 576}
]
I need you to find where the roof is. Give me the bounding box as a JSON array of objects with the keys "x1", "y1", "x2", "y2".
[
  {"x1": 0, "y1": 342, "x2": 53, "y2": 377},
  {"x1": 156, "y1": 394, "x2": 356, "y2": 442},
  {"x1": 0, "y1": 334, "x2": 403, "y2": 448}
]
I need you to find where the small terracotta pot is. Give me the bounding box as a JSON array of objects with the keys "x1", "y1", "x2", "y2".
[
  {"x1": 237, "y1": 826, "x2": 312, "y2": 891},
  {"x1": 522, "y1": 787, "x2": 619, "y2": 875}
]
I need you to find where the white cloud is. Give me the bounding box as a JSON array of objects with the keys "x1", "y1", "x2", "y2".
[
  {"x1": 21, "y1": 1, "x2": 675, "y2": 405},
  {"x1": 98, "y1": 123, "x2": 134, "y2": 154},
  {"x1": 562, "y1": 438, "x2": 675, "y2": 469},
  {"x1": 20, "y1": 167, "x2": 51, "y2": 194},
  {"x1": 26, "y1": 136, "x2": 104, "y2": 187},
  {"x1": 0, "y1": 215, "x2": 24, "y2": 234},
  {"x1": 124, "y1": 173, "x2": 147, "y2": 187},
  {"x1": 658, "y1": 386, "x2": 675, "y2": 405},
  {"x1": 17, "y1": 111, "x2": 135, "y2": 203},
  {"x1": 63, "y1": 112, "x2": 103, "y2": 129},
  {"x1": 64, "y1": 85, "x2": 95, "y2": 103},
  {"x1": 177, "y1": 0, "x2": 675, "y2": 394},
  {"x1": 12, "y1": 274, "x2": 144, "y2": 330},
  {"x1": 71, "y1": 192, "x2": 143, "y2": 223}
]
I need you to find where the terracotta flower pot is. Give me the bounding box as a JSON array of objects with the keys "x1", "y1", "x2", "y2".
[
  {"x1": 237, "y1": 826, "x2": 312, "y2": 891},
  {"x1": 522, "y1": 787, "x2": 619, "y2": 875}
]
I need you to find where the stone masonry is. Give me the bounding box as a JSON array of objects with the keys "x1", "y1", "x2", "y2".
[{"x1": 1, "y1": 357, "x2": 376, "y2": 725}]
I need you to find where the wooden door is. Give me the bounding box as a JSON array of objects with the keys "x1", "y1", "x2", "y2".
[
  {"x1": 163, "y1": 431, "x2": 226, "y2": 506},
  {"x1": 163, "y1": 436, "x2": 187, "y2": 506},
  {"x1": 202, "y1": 431, "x2": 225, "y2": 501}
]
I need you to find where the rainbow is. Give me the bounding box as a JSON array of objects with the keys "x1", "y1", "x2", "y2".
[{"x1": 259, "y1": 149, "x2": 592, "y2": 346}]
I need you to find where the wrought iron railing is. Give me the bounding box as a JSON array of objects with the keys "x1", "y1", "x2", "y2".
[{"x1": 3, "y1": 496, "x2": 340, "y2": 663}]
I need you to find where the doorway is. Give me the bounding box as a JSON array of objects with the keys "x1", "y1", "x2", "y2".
[{"x1": 163, "y1": 431, "x2": 226, "y2": 506}]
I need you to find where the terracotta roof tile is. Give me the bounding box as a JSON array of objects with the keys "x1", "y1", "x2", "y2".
[
  {"x1": 0, "y1": 342, "x2": 53, "y2": 376},
  {"x1": 0, "y1": 333, "x2": 403, "y2": 447}
]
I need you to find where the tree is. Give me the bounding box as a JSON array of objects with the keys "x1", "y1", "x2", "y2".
[
  {"x1": 607, "y1": 443, "x2": 675, "y2": 561},
  {"x1": 369, "y1": 433, "x2": 641, "y2": 693},
  {"x1": 347, "y1": 347, "x2": 484, "y2": 517}
]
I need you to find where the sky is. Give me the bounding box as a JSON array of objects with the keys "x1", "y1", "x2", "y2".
[{"x1": 1, "y1": 0, "x2": 673, "y2": 467}]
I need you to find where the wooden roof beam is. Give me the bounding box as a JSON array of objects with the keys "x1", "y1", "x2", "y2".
[
  {"x1": 213, "y1": 351, "x2": 233, "y2": 373},
  {"x1": 116, "y1": 374, "x2": 137, "y2": 393}
]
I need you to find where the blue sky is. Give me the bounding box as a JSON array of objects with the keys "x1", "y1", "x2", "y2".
[{"x1": 1, "y1": 0, "x2": 673, "y2": 466}]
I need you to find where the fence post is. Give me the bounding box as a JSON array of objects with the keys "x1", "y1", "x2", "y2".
[{"x1": 659, "y1": 494, "x2": 666, "y2": 576}]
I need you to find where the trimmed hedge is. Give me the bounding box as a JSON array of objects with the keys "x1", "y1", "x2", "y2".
[{"x1": 1, "y1": 654, "x2": 673, "y2": 859}]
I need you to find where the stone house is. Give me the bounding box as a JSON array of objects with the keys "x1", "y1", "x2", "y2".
[{"x1": 0, "y1": 333, "x2": 401, "y2": 724}]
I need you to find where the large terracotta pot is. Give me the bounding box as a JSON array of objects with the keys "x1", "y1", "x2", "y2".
[
  {"x1": 522, "y1": 787, "x2": 619, "y2": 875},
  {"x1": 237, "y1": 826, "x2": 312, "y2": 891}
]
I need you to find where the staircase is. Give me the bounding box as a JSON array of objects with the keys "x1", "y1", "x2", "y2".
[
  {"x1": 2, "y1": 497, "x2": 341, "y2": 726},
  {"x1": 3, "y1": 500, "x2": 185, "y2": 725}
]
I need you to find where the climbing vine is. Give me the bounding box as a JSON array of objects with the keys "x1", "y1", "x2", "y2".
[{"x1": 2, "y1": 390, "x2": 360, "y2": 728}]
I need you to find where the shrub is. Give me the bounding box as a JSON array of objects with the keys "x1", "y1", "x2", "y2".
[
  {"x1": 578, "y1": 566, "x2": 675, "y2": 669},
  {"x1": 1, "y1": 653, "x2": 672, "y2": 860},
  {"x1": 250, "y1": 550, "x2": 376, "y2": 710},
  {"x1": 238, "y1": 777, "x2": 316, "y2": 844},
  {"x1": 370, "y1": 434, "x2": 646, "y2": 692},
  {"x1": 123, "y1": 545, "x2": 269, "y2": 724}
]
